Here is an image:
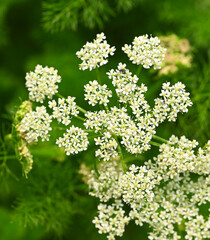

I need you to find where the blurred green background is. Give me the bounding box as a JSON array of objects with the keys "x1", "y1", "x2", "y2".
[{"x1": 0, "y1": 0, "x2": 209, "y2": 239}]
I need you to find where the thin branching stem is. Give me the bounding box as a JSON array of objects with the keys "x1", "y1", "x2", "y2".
[
  {"x1": 75, "y1": 115, "x2": 85, "y2": 121},
  {"x1": 152, "y1": 135, "x2": 168, "y2": 143},
  {"x1": 96, "y1": 68, "x2": 102, "y2": 84},
  {"x1": 94, "y1": 158, "x2": 100, "y2": 177},
  {"x1": 136, "y1": 65, "x2": 142, "y2": 77},
  {"x1": 150, "y1": 141, "x2": 161, "y2": 147},
  {"x1": 76, "y1": 105, "x2": 87, "y2": 114},
  {"x1": 56, "y1": 93, "x2": 87, "y2": 114},
  {"x1": 114, "y1": 135, "x2": 127, "y2": 172}
]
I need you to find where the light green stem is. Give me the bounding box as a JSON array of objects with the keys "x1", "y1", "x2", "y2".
[
  {"x1": 150, "y1": 141, "x2": 161, "y2": 147},
  {"x1": 114, "y1": 135, "x2": 127, "y2": 172},
  {"x1": 56, "y1": 93, "x2": 64, "y2": 98},
  {"x1": 152, "y1": 135, "x2": 168, "y2": 143},
  {"x1": 75, "y1": 115, "x2": 85, "y2": 121},
  {"x1": 96, "y1": 68, "x2": 102, "y2": 84},
  {"x1": 94, "y1": 158, "x2": 100, "y2": 177},
  {"x1": 76, "y1": 105, "x2": 87, "y2": 114},
  {"x1": 136, "y1": 65, "x2": 142, "y2": 77}
]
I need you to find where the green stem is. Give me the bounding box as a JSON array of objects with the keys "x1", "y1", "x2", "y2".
[
  {"x1": 136, "y1": 65, "x2": 142, "y2": 77},
  {"x1": 56, "y1": 93, "x2": 87, "y2": 115},
  {"x1": 152, "y1": 135, "x2": 168, "y2": 143},
  {"x1": 54, "y1": 126, "x2": 67, "y2": 130},
  {"x1": 104, "y1": 105, "x2": 109, "y2": 112},
  {"x1": 96, "y1": 68, "x2": 102, "y2": 84},
  {"x1": 75, "y1": 115, "x2": 85, "y2": 121},
  {"x1": 125, "y1": 155, "x2": 145, "y2": 163},
  {"x1": 114, "y1": 135, "x2": 127, "y2": 172},
  {"x1": 150, "y1": 141, "x2": 161, "y2": 147},
  {"x1": 56, "y1": 93, "x2": 65, "y2": 99},
  {"x1": 5, "y1": 165, "x2": 19, "y2": 181},
  {"x1": 0, "y1": 155, "x2": 17, "y2": 160},
  {"x1": 76, "y1": 105, "x2": 87, "y2": 114},
  {"x1": 84, "y1": 130, "x2": 96, "y2": 133},
  {"x1": 94, "y1": 158, "x2": 100, "y2": 177}
]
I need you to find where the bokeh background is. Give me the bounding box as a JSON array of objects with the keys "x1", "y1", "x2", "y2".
[{"x1": 0, "y1": 0, "x2": 209, "y2": 239}]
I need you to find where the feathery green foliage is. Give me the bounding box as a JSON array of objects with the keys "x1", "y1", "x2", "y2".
[{"x1": 42, "y1": 0, "x2": 141, "y2": 32}]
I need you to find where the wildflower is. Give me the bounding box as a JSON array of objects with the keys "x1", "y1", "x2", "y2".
[
  {"x1": 158, "y1": 34, "x2": 192, "y2": 75},
  {"x1": 88, "y1": 161, "x2": 123, "y2": 202},
  {"x1": 25, "y1": 65, "x2": 61, "y2": 103},
  {"x1": 95, "y1": 132, "x2": 118, "y2": 161},
  {"x1": 49, "y1": 96, "x2": 79, "y2": 125},
  {"x1": 56, "y1": 126, "x2": 89, "y2": 155},
  {"x1": 18, "y1": 106, "x2": 52, "y2": 143},
  {"x1": 84, "y1": 80, "x2": 112, "y2": 106},
  {"x1": 93, "y1": 201, "x2": 130, "y2": 240},
  {"x1": 153, "y1": 82, "x2": 192, "y2": 122},
  {"x1": 153, "y1": 135, "x2": 209, "y2": 180},
  {"x1": 76, "y1": 32, "x2": 115, "y2": 71},
  {"x1": 122, "y1": 34, "x2": 166, "y2": 69}
]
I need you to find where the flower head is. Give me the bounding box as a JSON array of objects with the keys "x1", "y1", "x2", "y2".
[
  {"x1": 84, "y1": 80, "x2": 112, "y2": 106},
  {"x1": 76, "y1": 33, "x2": 115, "y2": 71},
  {"x1": 18, "y1": 106, "x2": 52, "y2": 143},
  {"x1": 25, "y1": 65, "x2": 61, "y2": 103},
  {"x1": 122, "y1": 34, "x2": 166, "y2": 69},
  {"x1": 56, "y1": 126, "x2": 89, "y2": 155},
  {"x1": 49, "y1": 96, "x2": 79, "y2": 126}
]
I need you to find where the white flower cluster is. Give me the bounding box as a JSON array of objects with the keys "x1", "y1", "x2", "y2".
[
  {"x1": 153, "y1": 135, "x2": 210, "y2": 180},
  {"x1": 84, "y1": 65, "x2": 192, "y2": 157},
  {"x1": 76, "y1": 33, "x2": 115, "y2": 71},
  {"x1": 107, "y1": 63, "x2": 139, "y2": 104},
  {"x1": 18, "y1": 106, "x2": 52, "y2": 143},
  {"x1": 122, "y1": 35, "x2": 166, "y2": 69},
  {"x1": 137, "y1": 174, "x2": 210, "y2": 240},
  {"x1": 88, "y1": 162, "x2": 161, "y2": 206},
  {"x1": 18, "y1": 33, "x2": 210, "y2": 240},
  {"x1": 119, "y1": 165, "x2": 161, "y2": 206},
  {"x1": 87, "y1": 161, "x2": 160, "y2": 239},
  {"x1": 95, "y1": 132, "x2": 118, "y2": 161},
  {"x1": 84, "y1": 80, "x2": 112, "y2": 106},
  {"x1": 185, "y1": 215, "x2": 210, "y2": 240},
  {"x1": 48, "y1": 97, "x2": 79, "y2": 125},
  {"x1": 84, "y1": 135, "x2": 210, "y2": 240},
  {"x1": 84, "y1": 107, "x2": 154, "y2": 156},
  {"x1": 153, "y1": 82, "x2": 192, "y2": 122},
  {"x1": 88, "y1": 161, "x2": 123, "y2": 201},
  {"x1": 56, "y1": 126, "x2": 89, "y2": 155},
  {"x1": 25, "y1": 64, "x2": 61, "y2": 103},
  {"x1": 93, "y1": 201, "x2": 130, "y2": 240}
]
